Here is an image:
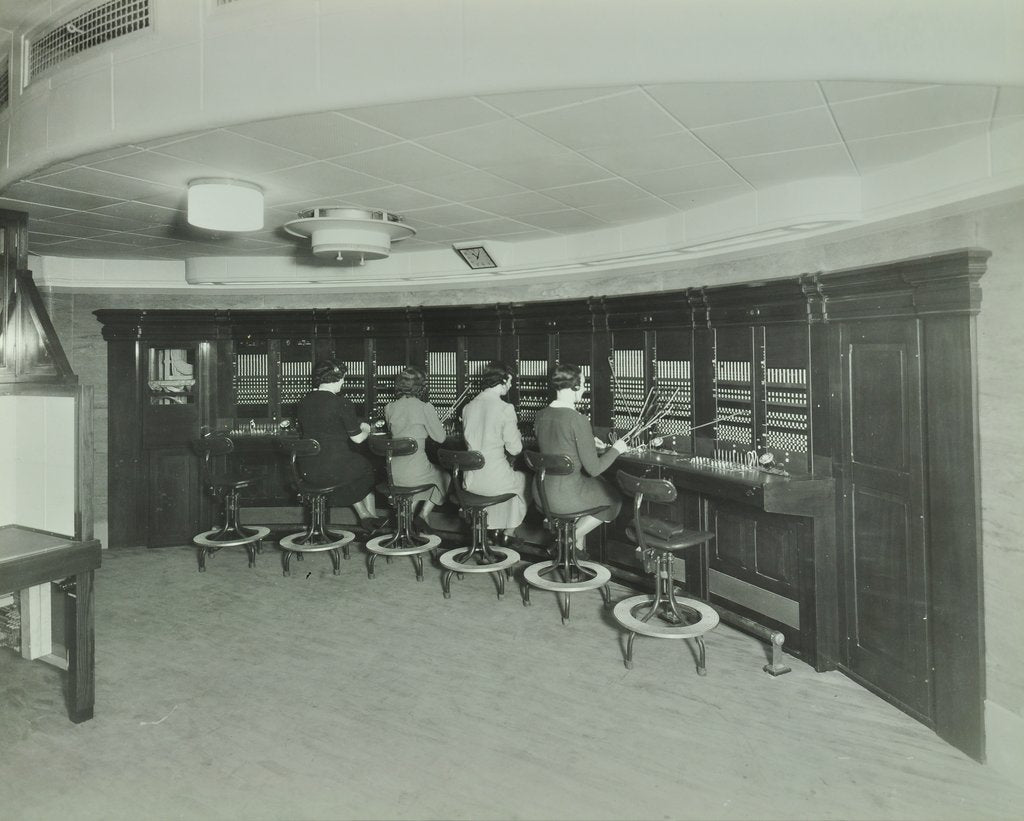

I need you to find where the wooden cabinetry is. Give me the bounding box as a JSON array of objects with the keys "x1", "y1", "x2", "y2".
[{"x1": 95, "y1": 247, "x2": 988, "y2": 760}]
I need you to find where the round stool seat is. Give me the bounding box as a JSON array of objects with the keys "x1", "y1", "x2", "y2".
[
  {"x1": 209, "y1": 477, "x2": 257, "y2": 492},
  {"x1": 613, "y1": 594, "x2": 719, "y2": 639},
  {"x1": 523, "y1": 560, "x2": 611, "y2": 593},
  {"x1": 456, "y1": 489, "x2": 518, "y2": 509},
  {"x1": 440, "y1": 547, "x2": 520, "y2": 574},
  {"x1": 194, "y1": 525, "x2": 268, "y2": 548},
  {"x1": 280, "y1": 529, "x2": 355, "y2": 553},
  {"x1": 366, "y1": 533, "x2": 441, "y2": 556}
]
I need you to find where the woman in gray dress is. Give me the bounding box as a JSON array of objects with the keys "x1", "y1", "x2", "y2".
[
  {"x1": 384, "y1": 365, "x2": 449, "y2": 535},
  {"x1": 461, "y1": 361, "x2": 528, "y2": 545},
  {"x1": 532, "y1": 363, "x2": 628, "y2": 551}
]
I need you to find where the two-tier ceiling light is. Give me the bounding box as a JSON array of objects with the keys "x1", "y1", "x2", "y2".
[
  {"x1": 187, "y1": 178, "x2": 264, "y2": 232},
  {"x1": 284, "y1": 207, "x2": 416, "y2": 264}
]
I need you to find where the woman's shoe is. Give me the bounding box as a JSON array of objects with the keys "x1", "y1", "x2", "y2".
[{"x1": 359, "y1": 515, "x2": 386, "y2": 533}]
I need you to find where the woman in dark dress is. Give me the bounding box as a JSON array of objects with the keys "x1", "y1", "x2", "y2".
[
  {"x1": 532, "y1": 362, "x2": 628, "y2": 551},
  {"x1": 295, "y1": 360, "x2": 381, "y2": 529}
]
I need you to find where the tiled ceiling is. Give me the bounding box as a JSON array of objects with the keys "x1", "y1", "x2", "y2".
[{"x1": 0, "y1": 81, "x2": 1020, "y2": 261}]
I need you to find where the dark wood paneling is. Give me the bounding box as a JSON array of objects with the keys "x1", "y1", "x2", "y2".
[
  {"x1": 755, "y1": 518, "x2": 799, "y2": 585},
  {"x1": 107, "y1": 341, "x2": 144, "y2": 547},
  {"x1": 147, "y1": 448, "x2": 199, "y2": 547},
  {"x1": 144, "y1": 404, "x2": 200, "y2": 447},
  {"x1": 710, "y1": 502, "x2": 757, "y2": 571},
  {"x1": 923, "y1": 315, "x2": 985, "y2": 760},
  {"x1": 838, "y1": 320, "x2": 931, "y2": 722}
]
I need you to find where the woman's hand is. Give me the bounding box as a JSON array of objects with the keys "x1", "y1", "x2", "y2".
[
  {"x1": 611, "y1": 438, "x2": 629, "y2": 454},
  {"x1": 594, "y1": 436, "x2": 608, "y2": 450},
  {"x1": 359, "y1": 421, "x2": 371, "y2": 434}
]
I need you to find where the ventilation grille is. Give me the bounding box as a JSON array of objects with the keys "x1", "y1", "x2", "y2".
[{"x1": 27, "y1": 0, "x2": 151, "y2": 83}]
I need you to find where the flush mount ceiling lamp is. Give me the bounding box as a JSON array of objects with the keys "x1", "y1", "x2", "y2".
[
  {"x1": 284, "y1": 207, "x2": 416, "y2": 264},
  {"x1": 187, "y1": 178, "x2": 264, "y2": 232}
]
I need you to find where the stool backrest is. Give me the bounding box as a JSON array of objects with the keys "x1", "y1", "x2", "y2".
[
  {"x1": 617, "y1": 470, "x2": 677, "y2": 553},
  {"x1": 279, "y1": 438, "x2": 321, "y2": 489},
  {"x1": 367, "y1": 435, "x2": 419, "y2": 487},
  {"x1": 523, "y1": 451, "x2": 573, "y2": 516},
  {"x1": 194, "y1": 432, "x2": 234, "y2": 486},
  {"x1": 616, "y1": 470, "x2": 677, "y2": 504},
  {"x1": 196, "y1": 432, "x2": 234, "y2": 457},
  {"x1": 437, "y1": 448, "x2": 484, "y2": 495}
]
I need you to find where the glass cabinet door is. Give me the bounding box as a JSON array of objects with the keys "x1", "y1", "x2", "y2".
[{"x1": 147, "y1": 347, "x2": 197, "y2": 405}]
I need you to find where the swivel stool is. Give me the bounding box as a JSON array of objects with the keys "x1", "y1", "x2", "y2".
[
  {"x1": 436, "y1": 448, "x2": 521, "y2": 600},
  {"x1": 364, "y1": 436, "x2": 442, "y2": 581},
  {"x1": 521, "y1": 451, "x2": 612, "y2": 624},
  {"x1": 278, "y1": 438, "x2": 356, "y2": 577},
  {"x1": 612, "y1": 470, "x2": 719, "y2": 674},
  {"x1": 192, "y1": 432, "x2": 269, "y2": 572}
]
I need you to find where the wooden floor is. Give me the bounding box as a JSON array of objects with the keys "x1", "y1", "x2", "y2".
[{"x1": 1, "y1": 542, "x2": 1021, "y2": 821}]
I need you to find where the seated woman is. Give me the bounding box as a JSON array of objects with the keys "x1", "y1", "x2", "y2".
[
  {"x1": 532, "y1": 362, "x2": 628, "y2": 552},
  {"x1": 460, "y1": 361, "x2": 528, "y2": 546},
  {"x1": 295, "y1": 360, "x2": 381, "y2": 530},
  {"x1": 384, "y1": 365, "x2": 449, "y2": 535}
]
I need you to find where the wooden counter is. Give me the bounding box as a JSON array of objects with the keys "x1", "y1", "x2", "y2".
[{"x1": 0, "y1": 525, "x2": 102, "y2": 722}]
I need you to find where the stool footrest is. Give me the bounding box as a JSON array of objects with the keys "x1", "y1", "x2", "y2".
[
  {"x1": 366, "y1": 533, "x2": 440, "y2": 556},
  {"x1": 194, "y1": 526, "x2": 268, "y2": 548},
  {"x1": 440, "y1": 547, "x2": 519, "y2": 574},
  {"x1": 523, "y1": 560, "x2": 611, "y2": 593},
  {"x1": 613, "y1": 595, "x2": 719, "y2": 638},
  {"x1": 280, "y1": 530, "x2": 355, "y2": 552}
]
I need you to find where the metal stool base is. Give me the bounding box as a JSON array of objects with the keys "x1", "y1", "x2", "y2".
[
  {"x1": 366, "y1": 533, "x2": 441, "y2": 581},
  {"x1": 279, "y1": 530, "x2": 356, "y2": 576},
  {"x1": 194, "y1": 526, "x2": 269, "y2": 571},
  {"x1": 440, "y1": 547, "x2": 520, "y2": 599},
  {"x1": 613, "y1": 594, "x2": 720, "y2": 674},
  {"x1": 523, "y1": 560, "x2": 612, "y2": 624}
]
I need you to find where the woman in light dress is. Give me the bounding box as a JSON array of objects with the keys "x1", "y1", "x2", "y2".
[
  {"x1": 460, "y1": 361, "x2": 528, "y2": 545},
  {"x1": 384, "y1": 365, "x2": 449, "y2": 534}
]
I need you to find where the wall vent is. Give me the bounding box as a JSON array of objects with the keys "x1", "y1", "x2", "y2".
[{"x1": 25, "y1": 0, "x2": 151, "y2": 84}]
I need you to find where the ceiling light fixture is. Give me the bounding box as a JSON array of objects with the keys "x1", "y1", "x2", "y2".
[
  {"x1": 187, "y1": 178, "x2": 264, "y2": 232},
  {"x1": 284, "y1": 207, "x2": 416, "y2": 264}
]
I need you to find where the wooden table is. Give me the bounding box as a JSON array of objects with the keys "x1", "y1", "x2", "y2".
[{"x1": 0, "y1": 525, "x2": 102, "y2": 722}]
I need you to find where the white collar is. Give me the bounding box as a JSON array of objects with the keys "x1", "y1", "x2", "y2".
[{"x1": 548, "y1": 399, "x2": 576, "y2": 409}]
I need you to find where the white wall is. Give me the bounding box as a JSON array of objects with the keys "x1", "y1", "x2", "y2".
[{"x1": 0, "y1": 394, "x2": 76, "y2": 536}]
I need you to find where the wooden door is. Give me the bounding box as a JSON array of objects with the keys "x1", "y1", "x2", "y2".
[
  {"x1": 836, "y1": 319, "x2": 931, "y2": 721},
  {"x1": 147, "y1": 447, "x2": 199, "y2": 547}
]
